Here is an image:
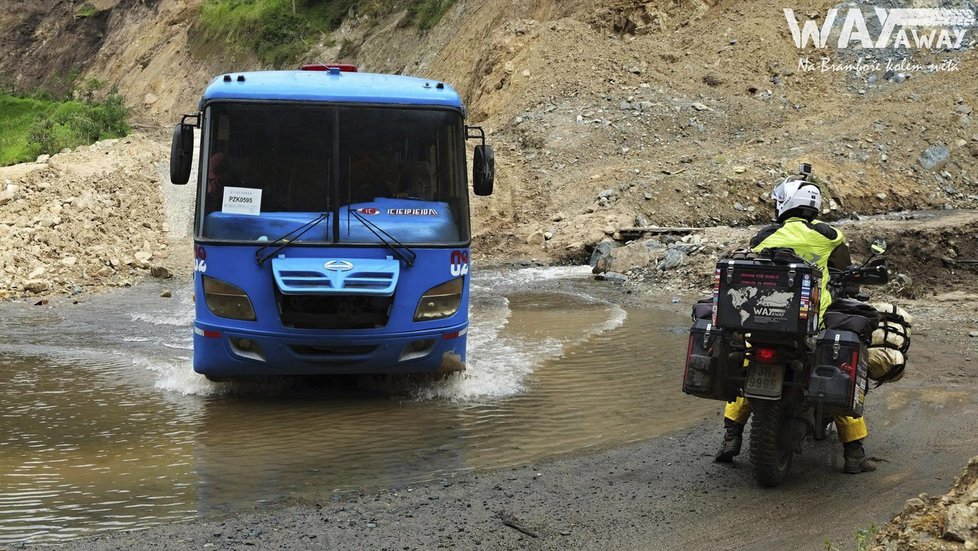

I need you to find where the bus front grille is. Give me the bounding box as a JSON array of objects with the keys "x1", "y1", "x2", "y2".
[{"x1": 278, "y1": 293, "x2": 392, "y2": 329}]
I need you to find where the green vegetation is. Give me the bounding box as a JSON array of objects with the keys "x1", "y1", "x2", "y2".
[
  {"x1": 74, "y1": 2, "x2": 102, "y2": 18},
  {"x1": 196, "y1": 0, "x2": 456, "y2": 67},
  {"x1": 0, "y1": 85, "x2": 130, "y2": 167},
  {"x1": 406, "y1": 0, "x2": 454, "y2": 30},
  {"x1": 338, "y1": 38, "x2": 358, "y2": 59},
  {"x1": 0, "y1": 96, "x2": 46, "y2": 165},
  {"x1": 824, "y1": 525, "x2": 878, "y2": 551}
]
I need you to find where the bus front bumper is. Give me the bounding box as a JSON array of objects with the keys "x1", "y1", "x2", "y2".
[{"x1": 192, "y1": 323, "x2": 468, "y2": 377}]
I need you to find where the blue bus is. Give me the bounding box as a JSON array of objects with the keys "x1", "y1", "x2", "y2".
[{"x1": 169, "y1": 64, "x2": 494, "y2": 381}]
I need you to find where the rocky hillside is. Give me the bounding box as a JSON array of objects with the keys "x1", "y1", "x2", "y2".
[
  {"x1": 3, "y1": 0, "x2": 977, "y2": 264},
  {"x1": 872, "y1": 456, "x2": 978, "y2": 550},
  {"x1": 0, "y1": 134, "x2": 175, "y2": 300}
]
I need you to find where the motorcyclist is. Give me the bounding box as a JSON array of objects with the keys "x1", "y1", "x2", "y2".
[{"x1": 714, "y1": 172, "x2": 877, "y2": 474}]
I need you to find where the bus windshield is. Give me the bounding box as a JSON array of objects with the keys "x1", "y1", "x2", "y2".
[{"x1": 198, "y1": 102, "x2": 470, "y2": 246}]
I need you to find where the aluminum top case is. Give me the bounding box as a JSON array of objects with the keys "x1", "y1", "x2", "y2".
[{"x1": 713, "y1": 257, "x2": 821, "y2": 337}]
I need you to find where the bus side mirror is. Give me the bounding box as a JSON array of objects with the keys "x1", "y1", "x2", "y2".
[
  {"x1": 170, "y1": 123, "x2": 194, "y2": 185},
  {"x1": 473, "y1": 144, "x2": 494, "y2": 196}
]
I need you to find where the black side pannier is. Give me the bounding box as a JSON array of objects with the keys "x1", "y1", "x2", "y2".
[
  {"x1": 823, "y1": 299, "x2": 880, "y2": 344},
  {"x1": 807, "y1": 329, "x2": 869, "y2": 418},
  {"x1": 683, "y1": 319, "x2": 740, "y2": 402},
  {"x1": 691, "y1": 297, "x2": 713, "y2": 321},
  {"x1": 714, "y1": 254, "x2": 821, "y2": 337}
]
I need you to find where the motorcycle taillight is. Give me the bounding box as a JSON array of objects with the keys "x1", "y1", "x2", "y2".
[{"x1": 755, "y1": 347, "x2": 777, "y2": 363}]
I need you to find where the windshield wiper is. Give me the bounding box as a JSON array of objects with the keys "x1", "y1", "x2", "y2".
[
  {"x1": 349, "y1": 209, "x2": 417, "y2": 267},
  {"x1": 255, "y1": 212, "x2": 329, "y2": 266}
]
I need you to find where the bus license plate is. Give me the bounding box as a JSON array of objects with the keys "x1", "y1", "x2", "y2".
[{"x1": 744, "y1": 363, "x2": 783, "y2": 399}]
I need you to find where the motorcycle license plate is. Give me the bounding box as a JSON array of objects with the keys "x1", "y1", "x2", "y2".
[{"x1": 744, "y1": 363, "x2": 783, "y2": 399}]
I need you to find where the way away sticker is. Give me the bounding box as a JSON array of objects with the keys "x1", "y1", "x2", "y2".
[{"x1": 222, "y1": 187, "x2": 262, "y2": 215}]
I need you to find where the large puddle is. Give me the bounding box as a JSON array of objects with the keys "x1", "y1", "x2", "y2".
[{"x1": 0, "y1": 266, "x2": 712, "y2": 543}]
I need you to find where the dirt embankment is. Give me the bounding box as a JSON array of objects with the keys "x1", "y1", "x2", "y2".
[
  {"x1": 873, "y1": 456, "x2": 978, "y2": 550},
  {"x1": 582, "y1": 210, "x2": 978, "y2": 305},
  {"x1": 4, "y1": 0, "x2": 978, "y2": 266},
  {"x1": 0, "y1": 133, "x2": 188, "y2": 300}
]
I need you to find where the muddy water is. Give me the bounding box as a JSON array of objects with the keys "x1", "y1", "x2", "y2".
[{"x1": 0, "y1": 266, "x2": 712, "y2": 543}]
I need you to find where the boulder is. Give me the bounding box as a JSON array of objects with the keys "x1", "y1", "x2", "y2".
[
  {"x1": 644, "y1": 238, "x2": 665, "y2": 250},
  {"x1": 22, "y1": 279, "x2": 50, "y2": 294},
  {"x1": 595, "y1": 272, "x2": 627, "y2": 284},
  {"x1": 526, "y1": 231, "x2": 546, "y2": 247},
  {"x1": 657, "y1": 248, "x2": 686, "y2": 271},
  {"x1": 943, "y1": 503, "x2": 978, "y2": 543},
  {"x1": 592, "y1": 241, "x2": 651, "y2": 274},
  {"x1": 920, "y1": 145, "x2": 950, "y2": 170},
  {"x1": 589, "y1": 241, "x2": 615, "y2": 267}
]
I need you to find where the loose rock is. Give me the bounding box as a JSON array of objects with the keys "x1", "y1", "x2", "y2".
[
  {"x1": 23, "y1": 279, "x2": 51, "y2": 293},
  {"x1": 657, "y1": 248, "x2": 685, "y2": 271},
  {"x1": 920, "y1": 145, "x2": 951, "y2": 170}
]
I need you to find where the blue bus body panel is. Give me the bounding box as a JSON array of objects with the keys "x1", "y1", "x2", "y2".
[
  {"x1": 191, "y1": 70, "x2": 473, "y2": 377},
  {"x1": 201, "y1": 71, "x2": 464, "y2": 111},
  {"x1": 204, "y1": 199, "x2": 459, "y2": 243},
  {"x1": 192, "y1": 244, "x2": 470, "y2": 376}
]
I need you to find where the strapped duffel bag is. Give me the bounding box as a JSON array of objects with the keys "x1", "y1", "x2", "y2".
[{"x1": 866, "y1": 303, "x2": 912, "y2": 385}]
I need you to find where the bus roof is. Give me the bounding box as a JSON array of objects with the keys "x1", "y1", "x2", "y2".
[{"x1": 200, "y1": 70, "x2": 464, "y2": 111}]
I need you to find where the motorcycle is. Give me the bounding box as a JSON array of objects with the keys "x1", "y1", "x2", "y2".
[{"x1": 682, "y1": 239, "x2": 890, "y2": 486}]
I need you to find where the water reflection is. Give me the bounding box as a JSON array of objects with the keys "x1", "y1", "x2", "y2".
[
  {"x1": 0, "y1": 267, "x2": 713, "y2": 543},
  {"x1": 191, "y1": 293, "x2": 706, "y2": 513},
  {"x1": 0, "y1": 354, "x2": 199, "y2": 543},
  {"x1": 193, "y1": 390, "x2": 468, "y2": 513}
]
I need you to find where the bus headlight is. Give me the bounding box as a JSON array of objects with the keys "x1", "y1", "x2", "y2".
[
  {"x1": 202, "y1": 276, "x2": 257, "y2": 321},
  {"x1": 414, "y1": 278, "x2": 463, "y2": 321}
]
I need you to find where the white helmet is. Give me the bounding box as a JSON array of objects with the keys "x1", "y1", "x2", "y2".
[{"x1": 771, "y1": 178, "x2": 821, "y2": 221}]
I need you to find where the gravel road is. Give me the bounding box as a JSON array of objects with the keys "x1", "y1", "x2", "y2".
[{"x1": 22, "y1": 294, "x2": 978, "y2": 551}]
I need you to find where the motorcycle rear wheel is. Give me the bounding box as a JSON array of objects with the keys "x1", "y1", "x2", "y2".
[{"x1": 749, "y1": 399, "x2": 793, "y2": 487}]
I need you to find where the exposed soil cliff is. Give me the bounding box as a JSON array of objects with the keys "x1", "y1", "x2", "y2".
[{"x1": 3, "y1": 1, "x2": 976, "y2": 266}]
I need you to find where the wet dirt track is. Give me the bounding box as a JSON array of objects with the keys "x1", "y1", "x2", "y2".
[
  {"x1": 31, "y1": 356, "x2": 978, "y2": 551},
  {"x1": 0, "y1": 266, "x2": 712, "y2": 545},
  {"x1": 3, "y1": 266, "x2": 977, "y2": 549}
]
